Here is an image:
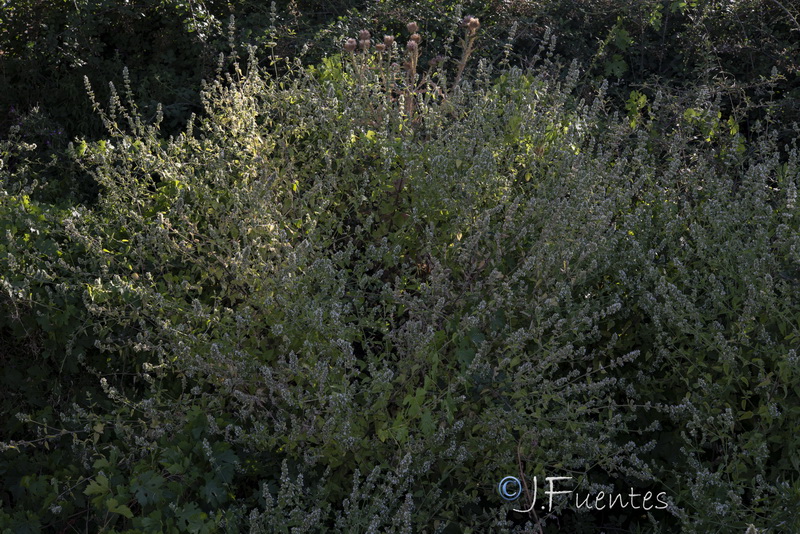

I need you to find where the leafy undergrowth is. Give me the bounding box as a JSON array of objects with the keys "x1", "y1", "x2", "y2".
[{"x1": 1, "y1": 22, "x2": 799, "y2": 534}]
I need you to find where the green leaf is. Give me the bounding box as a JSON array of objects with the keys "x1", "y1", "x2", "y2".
[
  {"x1": 132, "y1": 471, "x2": 166, "y2": 507},
  {"x1": 84, "y1": 474, "x2": 109, "y2": 498},
  {"x1": 106, "y1": 498, "x2": 134, "y2": 519},
  {"x1": 200, "y1": 477, "x2": 227, "y2": 507},
  {"x1": 175, "y1": 501, "x2": 209, "y2": 534},
  {"x1": 420, "y1": 409, "x2": 435, "y2": 437}
]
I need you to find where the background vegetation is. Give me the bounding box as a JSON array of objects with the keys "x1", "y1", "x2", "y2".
[{"x1": 1, "y1": 0, "x2": 799, "y2": 532}]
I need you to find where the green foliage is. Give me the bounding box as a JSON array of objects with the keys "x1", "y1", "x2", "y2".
[
  {"x1": 0, "y1": 0, "x2": 367, "y2": 198},
  {"x1": 2, "y1": 8, "x2": 800, "y2": 534},
  {"x1": 402, "y1": 0, "x2": 800, "y2": 138},
  {"x1": 4, "y1": 0, "x2": 799, "y2": 209}
]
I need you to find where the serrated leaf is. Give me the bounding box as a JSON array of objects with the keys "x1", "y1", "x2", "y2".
[
  {"x1": 132, "y1": 471, "x2": 166, "y2": 506},
  {"x1": 107, "y1": 497, "x2": 134, "y2": 518},
  {"x1": 84, "y1": 474, "x2": 109, "y2": 497}
]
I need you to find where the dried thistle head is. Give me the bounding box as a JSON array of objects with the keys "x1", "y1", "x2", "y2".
[
  {"x1": 358, "y1": 29, "x2": 371, "y2": 41},
  {"x1": 359, "y1": 39, "x2": 371, "y2": 51},
  {"x1": 406, "y1": 40, "x2": 418, "y2": 53},
  {"x1": 376, "y1": 43, "x2": 386, "y2": 52},
  {"x1": 410, "y1": 33, "x2": 421, "y2": 44},
  {"x1": 406, "y1": 21, "x2": 418, "y2": 34},
  {"x1": 463, "y1": 15, "x2": 480, "y2": 33},
  {"x1": 344, "y1": 38, "x2": 357, "y2": 53},
  {"x1": 384, "y1": 35, "x2": 395, "y2": 47}
]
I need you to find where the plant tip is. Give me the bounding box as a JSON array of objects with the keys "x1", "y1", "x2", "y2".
[{"x1": 463, "y1": 16, "x2": 480, "y2": 33}]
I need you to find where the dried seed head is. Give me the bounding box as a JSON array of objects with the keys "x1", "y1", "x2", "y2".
[
  {"x1": 344, "y1": 38, "x2": 357, "y2": 52},
  {"x1": 410, "y1": 33, "x2": 421, "y2": 44},
  {"x1": 376, "y1": 43, "x2": 386, "y2": 52},
  {"x1": 466, "y1": 16, "x2": 480, "y2": 32},
  {"x1": 384, "y1": 35, "x2": 394, "y2": 47},
  {"x1": 359, "y1": 29, "x2": 371, "y2": 41},
  {"x1": 429, "y1": 55, "x2": 445, "y2": 67},
  {"x1": 406, "y1": 40, "x2": 418, "y2": 52},
  {"x1": 359, "y1": 39, "x2": 371, "y2": 51},
  {"x1": 407, "y1": 21, "x2": 418, "y2": 34}
]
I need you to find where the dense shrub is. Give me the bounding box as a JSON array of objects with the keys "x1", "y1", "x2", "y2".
[
  {"x1": 336, "y1": 1, "x2": 800, "y2": 138},
  {"x1": 3, "y1": 0, "x2": 798, "y2": 206},
  {"x1": 0, "y1": 0, "x2": 376, "y2": 135},
  {"x1": 2, "y1": 13, "x2": 800, "y2": 534},
  {"x1": 0, "y1": 0, "x2": 367, "y2": 205}
]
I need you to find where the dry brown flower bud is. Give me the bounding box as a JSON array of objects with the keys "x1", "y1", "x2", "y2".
[
  {"x1": 384, "y1": 35, "x2": 394, "y2": 47},
  {"x1": 359, "y1": 39, "x2": 371, "y2": 51},
  {"x1": 429, "y1": 55, "x2": 445, "y2": 67},
  {"x1": 410, "y1": 33, "x2": 421, "y2": 43},
  {"x1": 406, "y1": 40, "x2": 418, "y2": 52},
  {"x1": 407, "y1": 22, "x2": 418, "y2": 34},
  {"x1": 468, "y1": 17, "x2": 480, "y2": 32},
  {"x1": 344, "y1": 38, "x2": 357, "y2": 52},
  {"x1": 359, "y1": 29, "x2": 371, "y2": 41},
  {"x1": 376, "y1": 43, "x2": 386, "y2": 52}
]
